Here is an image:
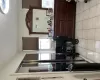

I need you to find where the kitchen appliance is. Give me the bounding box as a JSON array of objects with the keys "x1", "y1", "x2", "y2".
[{"x1": 54, "y1": 36, "x2": 79, "y2": 59}]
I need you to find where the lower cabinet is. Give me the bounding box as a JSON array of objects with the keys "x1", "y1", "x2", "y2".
[
  {"x1": 17, "y1": 73, "x2": 66, "y2": 80},
  {"x1": 39, "y1": 73, "x2": 76, "y2": 80},
  {"x1": 16, "y1": 72, "x2": 78, "y2": 80}
]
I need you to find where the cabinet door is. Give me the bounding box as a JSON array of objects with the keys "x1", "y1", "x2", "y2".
[
  {"x1": 40, "y1": 73, "x2": 77, "y2": 80},
  {"x1": 54, "y1": 0, "x2": 76, "y2": 38}
]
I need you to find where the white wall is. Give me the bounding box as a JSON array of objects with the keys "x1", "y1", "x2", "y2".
[
  {"x1": 76, "y1": 0, "x2": 100, "y2": 63},
  {"x1": 0, "y1": 0, "x2": 19, "y2": 70}
]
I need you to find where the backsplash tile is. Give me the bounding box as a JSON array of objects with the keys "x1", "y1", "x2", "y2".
[
  {"x1": 96, "y1": 4, "x2": 100, "y2": 16},
  {"x1": 76, "y1": 0, "x2": 100, "y2": 62},
  {"x1": 83, "y1": 9, "x2": 90, "y2": 19},
  {"x1": 82, "y1": 48, "x2": 88, "y2": 57},
  {"x1": 87, "y1": 40, "x2": 95, "y2": 51},
  {"x1": 83, "y1": 19, "x2": 89, "y2": 30},
  {"x1": 88, "y1": 17, "x2": 97, "y2": 29},
  {"x1": 77, "y1": 30, "x2": 83, "y2": 39},
  {"x1": 95, "y1": 41, "x2": 100, "y2": 53},
  {"x1": 83, "y1": 30, "x2": 88, "y2": 39},
  {"x1": 87, "y1": 50, "x2": 94, "y2": 61},
  {"x1": 96, "y1": 16, "x2": 100, "y2": 28},
  {"x1": 87, "y1": 29, "x2": 95, "y2": 40},
  {"x1": 89, "y1": 0, "x2": 98, "y2": 7},
  {"x1": 89, "y1": 6, "x2": 97, "y2": 18},
  {"x1": 95, "y1": 29, "x2": 100, "y2": 40},
  {"x1": 94, "y1": 52, "x2": 100, "y2": 63},
  {"x1": 82, "y1": 39, "x2": 88, "y2": 49},
  {"x1": 76, "y1": 21, "x2": 83, "y2": 30},
  {"x1": 84, "y1": 1, "x2": 90, "y2": 10}
]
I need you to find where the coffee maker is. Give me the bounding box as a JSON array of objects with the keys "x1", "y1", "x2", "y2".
[{"x1": 54, "y1": 36, "x2": 79, "y2": 59}]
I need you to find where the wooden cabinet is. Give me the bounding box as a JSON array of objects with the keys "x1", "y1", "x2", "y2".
[
  {"x1": 22, "y1": 0, "x2": 41, "y2": 8},
  {"x1": 54, "y1": 0, "x2": 76, "y2": 38},
  {"x1": 17, "y1": 73, "x2": 72, "y2": 80}
]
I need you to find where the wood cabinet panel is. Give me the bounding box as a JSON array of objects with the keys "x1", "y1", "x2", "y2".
[
  {"x1": 59, "y1": 21, "x2": 67, "y2": 36},
  {"x1": 22, "y1": 0, "x2": 41, "y2": 8},
  {"x1": 59, "y1": 2, "x2": 67, "y2": 21},
  {"x1": 22, "y1": 37, "x2": 39, "y2": 50}
]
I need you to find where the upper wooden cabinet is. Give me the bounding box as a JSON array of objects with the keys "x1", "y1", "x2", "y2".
[
  {"x1": 22, "y1": 0, "x2": 41, "y2": 8},
  {"x1": 54, "y1": 0, "x2": 76, "y2": 38}
]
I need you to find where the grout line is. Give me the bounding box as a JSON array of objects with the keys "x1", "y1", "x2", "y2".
[{"x1": 76, "y1": 2, "x2": 100, "y2": 15}]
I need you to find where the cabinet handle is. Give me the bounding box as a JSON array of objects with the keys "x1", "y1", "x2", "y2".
[
  {"x1": 41, "y1": 76, "x2": 63, "y2": 80},
  {"x1": 83, "y1": 78, "x2": 87, "y2": 80}
]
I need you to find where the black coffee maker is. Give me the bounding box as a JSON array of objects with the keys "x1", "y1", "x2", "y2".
[{"x1": 54, "y1": 36, "x2": 79, "y2": 59}]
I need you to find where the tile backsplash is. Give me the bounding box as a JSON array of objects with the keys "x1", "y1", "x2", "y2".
[{"x1": 76, "y1": 0, "x2": 100, "y2": 63}]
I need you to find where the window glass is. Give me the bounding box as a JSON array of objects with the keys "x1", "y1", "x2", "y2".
[
  {"x1": 42, "y1": 0, "x2": 54, "y2": 8},
  {"x1": 39, "y1": 39, "x2": 51, "y2": 49}
]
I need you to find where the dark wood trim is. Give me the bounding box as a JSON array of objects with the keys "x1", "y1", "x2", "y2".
[
  {"x1": 25, "y1": 6, "x2": 33, "y2": 34},
  {"x1": 54, "y1": 0, "x2": 56, "y2": 36},
  {"x1": 73, "y1": 3, "x2": 76, "y2": 39},
  {"x1": 30, "y1": 32, "x2": 48, "y2": 34},
  {"x1": 25, "y1": 6, "x2": 48, "y2": 34},
  {"x1": 31, "y1": 7, "x2": 48, "y2": 10}
]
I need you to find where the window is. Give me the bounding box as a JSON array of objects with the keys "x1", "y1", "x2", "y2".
[
  {"x1": 39, "y1": 39, "x2": 51, "y2": 49},
  {"x1": 42, "y1": 0, "x2": 54, "y2": 8}
]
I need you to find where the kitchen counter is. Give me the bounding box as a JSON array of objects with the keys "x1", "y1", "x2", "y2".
[{"x1": 0, "y1": 51, "x2": 100, "y2": 80}]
